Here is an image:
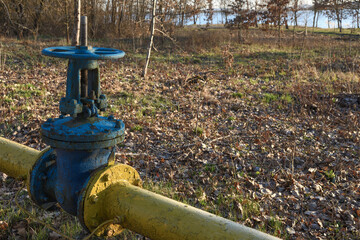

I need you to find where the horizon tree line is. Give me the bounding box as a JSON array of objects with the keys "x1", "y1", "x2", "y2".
[{"x1": 0, "y1": 0, "x2": 359, "y2": 41}]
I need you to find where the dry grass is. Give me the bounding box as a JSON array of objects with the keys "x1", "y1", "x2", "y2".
[{"x1": 0, "y1": 28, "x2": 359, "y2": 239}]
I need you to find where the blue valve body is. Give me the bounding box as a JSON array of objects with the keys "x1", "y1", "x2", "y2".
[
  {"x1": 30, "y1": 44, "x2": 126, "y2": 217},
  {"x1": 30, "y1": 147, "x2": 114, "y2": 215}
]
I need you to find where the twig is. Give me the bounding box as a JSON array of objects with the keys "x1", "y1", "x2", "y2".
[
  {"x1": 194, "y1": 91, "x2": 202, "y2": 135},
  {"x1": 0, "y1": 0, "x2": 36, "y2": 34},
  {"x1": 115, "y1": 152, "x2": 151, "y2": 157},
  {"x1": 155, "y1": 24, "x2": 185, "y2": 51},
  {"x1": 208, "y1": 134, "x2": 232, "y2": 144}
]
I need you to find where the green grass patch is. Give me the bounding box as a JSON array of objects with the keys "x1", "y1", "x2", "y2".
[
  {"x1": 232, "y1": 92, "x2": 243, "y2": 98},
  {"x1": 280, "y1": 94, "x2": 294, "y2": 104},
  {"x1": 131, "y1": 125, "x2": 143, "y2": 132},
  {"x1": 262, "y1": 93, "x2": 279, "y2": 103},
  {"x1": 193, "y1": 127, "x2": 204, "y2": 136}
]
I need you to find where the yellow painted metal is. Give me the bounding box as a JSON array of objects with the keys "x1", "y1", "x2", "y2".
[
  {"x1": 82, "y1": 164, "x2": 281, "y2": 240},
  {"x1": 81, "y1": 164, "x2": 142, "y2": 236},
  {"x1": 0, "y1": 136, "x2": 42, "y2": 180}
]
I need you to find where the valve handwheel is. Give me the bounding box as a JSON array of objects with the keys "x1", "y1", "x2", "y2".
[{"x1": 42, "y1": 46, "x2": 125, "y2": 60}]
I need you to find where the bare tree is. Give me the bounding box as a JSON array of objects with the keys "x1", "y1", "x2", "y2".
[
  {"x1": 323, "y1": 0, "x2": 350, "y2": 32},
  {"x1": 65, "y1": 0, "x2": 70, "y2": 44},
  {"x1": 350, "y1": 0, "x2": 360, "y2": 28},
  {"x1": 290, "y1": 0, "x2": 301, "y2": 26},
  {"x1": 142, "y1": 0, "x2": 157, "y2": 78},
  {"x1": 263, "y1": 0, "x2": 290, "y2": 45},
  {"x1": 205, "y1": 0, "x2": 214, "y2": 27},
  {"x1": 313, "y1": 0, "x2": 319, "y2": 28},
  {"x1": 72, "y1": 0, "x2": 81, "y2": 46},
  {"x1": 220, "y1": 0, "x2": 230, "y2": 23},
  {"x1": 226, "y1": 0, "x2": 257, "y2": 42}
]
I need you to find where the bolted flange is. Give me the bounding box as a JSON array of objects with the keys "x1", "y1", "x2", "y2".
[
  {"x1": 28, "y1": 147, "x2": 57, "y2": 210},
  {"x1": 41, "y1": 116, "x2": 125, "y2": 150},
  {"x1": 77, "y1": 164, "x2": 142, "y2": 236}
]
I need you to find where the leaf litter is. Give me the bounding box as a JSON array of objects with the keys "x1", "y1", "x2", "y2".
[{"x1": 0, "y1": 37, "x2": 359, "y2": 239}]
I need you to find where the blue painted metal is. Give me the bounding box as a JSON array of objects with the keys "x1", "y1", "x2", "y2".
[
  {"x1": 29, "y1": 147, "x2": 114, "y2": 215},
  {"x1": 42, "y1": 46, "x2": 125, "y2": 117},
  {"x1": 29, "y1": 43, "x2": 127, "y2": 216},
  {"x1": 55, "y1": 148, "x2": 112, "y2": 215},
  {"x1": 42, "y1": 46, "x2": 125, "y2": 60},
  {"x1": 41, "y1": 116, "x2": 125, "y2": 150},
  {"x1": 28, "y1": 148, "x2": 57, "y2": 210}
]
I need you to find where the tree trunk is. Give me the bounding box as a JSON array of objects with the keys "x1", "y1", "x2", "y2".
[
  {"x1": 65, "y1": 0, "x2": 70, "y2": 44},
  {"x1": 181, "y1": 0, "x2": 186, "y2": 26},
  {"x1": 90, "y1": 0, "x2": 96, "y2": 37},
  {"x1": 316, "y1": 10, "x2": 319, "y2": 27},
  {"x1": 33, "y1": 0, "x2": 45, "y2": 33},
  {"x1": 313, "y1": 10, "x2": 317, "y2": 29},
  {"x1": 142, "y1": 0, "x2": 157, "y2": 78},
  {"x1": 237, "y1": 23, "x2": 242, "y2": 43},
  {"x1": 278, "y1": 12, "x2": 281, "y2": 46},
  {"x1": 111, "y1": 0, "x2": 116, "y2": 27},
  {"x1": 136, "y1": 0, "x2": 140, "y2": 22},
  {"x1": 254, "y1": 2, "x2": 258, "y2": 28},
  {"x1": 83, "y1": 0, "x2": 87, "y2": 15},
  {"x1": 278, "y1": 22, "x2": 281, "y2": 45},
  {"x1": 118, "y1": 0, "x2": 127, "y2": 35},
  {"x1": 71, "y1": 0, "x2": 81, "y2": 46},
  {"x1": 337, "y1": 11, "x2": 342, "y2": 32}
]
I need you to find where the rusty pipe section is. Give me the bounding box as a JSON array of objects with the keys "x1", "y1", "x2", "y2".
[
  {"x1": 0, "y1": 137, "x2": 42, "y2": 180},
  {"x1": 80, "y1": 164, "x2": 281, "y2": 240}
]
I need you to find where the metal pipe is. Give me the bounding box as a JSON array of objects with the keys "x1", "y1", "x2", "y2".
[
  {"x1": 80, "y1": 16, "x2": 88, "y2": 47},
  {"x1": 98, "y1": 181, "x2": 280, "y2": 240},
  {"x1": 0, "y1": 137, "x2": 41, "y2": 179},
  {"x1": 0, "y1": 137, "x2": 280, "y2": 239}
]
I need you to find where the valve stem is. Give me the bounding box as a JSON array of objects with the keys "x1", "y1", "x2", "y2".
[
  {"x1": 80, "y1": 16, "x2": 88, "y2": 47},
  {"x1": 80, "y1": 16, "x2": 88, "y2": 98}
]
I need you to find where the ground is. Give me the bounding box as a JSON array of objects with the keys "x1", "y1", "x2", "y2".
[{"x1": 0, "y1": 27, "x2": 359, "y2": 239}]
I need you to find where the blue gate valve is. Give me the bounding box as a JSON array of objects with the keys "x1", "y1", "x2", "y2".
[
  {"x1": 42, "y1": 46, "x2": 125, "y2": 118},
  {"x1": 28, "y1": 19, "x2": 127, "y2": 217}
]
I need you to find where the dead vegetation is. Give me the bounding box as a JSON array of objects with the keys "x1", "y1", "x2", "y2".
[{"x1": 0, "y1": 28, "x2": 359, "y2": 239}]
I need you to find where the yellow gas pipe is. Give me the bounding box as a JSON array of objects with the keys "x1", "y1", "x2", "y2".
[
  {"x1": 81, "y1": 164, "x2": 281, "y2": 240},
  {"x1": 0, "y1": 136, "x2": 44, "y2": 180},
  {"x1": 0, "y1": 137, "x2": 281, "y2": 239}
]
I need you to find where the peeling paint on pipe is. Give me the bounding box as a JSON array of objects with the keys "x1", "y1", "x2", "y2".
[{"x1": 0, "y1": 137, "x2": 41, "y2": 180}]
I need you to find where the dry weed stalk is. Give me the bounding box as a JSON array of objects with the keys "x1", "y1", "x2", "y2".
[
  {"x1": 0, "y1": 46, "x2": 6, "y2": 70},
  {"x1": 222, "y1": 44, "x2": 234, "y2": 69}
]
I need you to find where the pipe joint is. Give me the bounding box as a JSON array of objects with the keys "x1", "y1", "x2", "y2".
[
  {"x1": 28, "y1": 147, "x2": 57, "y2": 210},
  {"x1": 28, "y1": 147, "x2": 116, "y2": 215},
  {"x1": 78, "y1": 164, "x2": 142, "y2": 237}
]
